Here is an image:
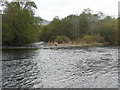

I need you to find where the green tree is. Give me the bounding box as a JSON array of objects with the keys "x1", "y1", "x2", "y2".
[
  {"x1": 40, "y1": 8, "x2": 118, "y2": 45},
  {"x1": 2, "y1": 1, "x2": 39, "y2": 46},
  {"x1": 2, "y1": 23, "x2": 13, "y2": 45},
  {"x1": 95, "y1": 18, "x2": 118, "y2": 44}
]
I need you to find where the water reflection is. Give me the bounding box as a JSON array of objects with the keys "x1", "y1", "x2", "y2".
[{"x1": 2, "y1": 49, "x2": 38, "y2": 61}]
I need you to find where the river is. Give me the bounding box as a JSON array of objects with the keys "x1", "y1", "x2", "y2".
[{"x1": 2, "y1": 45, "x2": 119, "y2": 88}]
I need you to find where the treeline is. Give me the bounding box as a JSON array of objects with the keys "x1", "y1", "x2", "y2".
[
  {"x1": 40, "y1": 9, "x2": 118, "y2": 45},
  {"x1": 2, "y1": 2, "x2": 118, "y2": 46},
  {"x1": 2, "y1": 1, "x2": 42, "y2": 46}
]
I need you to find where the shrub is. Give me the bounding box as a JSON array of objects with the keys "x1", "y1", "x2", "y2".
[
  {"x1": 54, "y1": 35, "x2": 70, "y2": 43},
  {"x1": 81, "y1": 34, "x2": 104, "y2": 43},
  {"x1": 2, "y1": 23, "x2": 13, "y2": 45},
  {"x1": 93, "y1": 34, "x2": 104, "y2": 43}
]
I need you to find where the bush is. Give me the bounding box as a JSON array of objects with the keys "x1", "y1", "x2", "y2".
[
  {"x1": 54, "y1": 35, "x2": 70, "y2": 43},
  {"x1": 81, "y1": 34, "x2": 104, "y2": 43},
  {"x1": 93, "y1": 34, "x2": 104, "y2": 42},
  {"x1": 2, "y1": 23, "x2": 13, "y2": 45}
]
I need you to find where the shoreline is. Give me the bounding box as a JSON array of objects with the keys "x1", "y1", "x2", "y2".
[
  {"x1": 2, "y1": 42, "x2": 104, "y2": 49},
  {"x1": 2, "y1": 42, "x2": 119, "y2": 49}
]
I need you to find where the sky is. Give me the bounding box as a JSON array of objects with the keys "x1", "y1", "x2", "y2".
[
  {"x1": 34, "y1": 0, "x2": 119, "y2": 21},
  {"x1": 5, "y1": 0, "x2": 120, "y2": 21}
]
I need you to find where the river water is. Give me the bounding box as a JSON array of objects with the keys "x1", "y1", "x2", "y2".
[{"x1": 2, "y1": 46, "x2": 119, "y2": 88}]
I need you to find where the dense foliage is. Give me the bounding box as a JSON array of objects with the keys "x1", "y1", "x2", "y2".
[
  {"x1": 40, "y1": 9, "x2": 118, "y2": 45},
  {"x1": 118, "y1": 17, "x2": 120, "y2": 45},
  {"x1": 2, "y1": 1, "x2": 42, "y2": 46},
  {"x1": 2, "y1": 2, "x2": 118, "y2": 46}
]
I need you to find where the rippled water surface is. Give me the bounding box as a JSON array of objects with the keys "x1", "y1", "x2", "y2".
[{"x1": 2, "y1": 46, "x2": 118, "y2": 88}]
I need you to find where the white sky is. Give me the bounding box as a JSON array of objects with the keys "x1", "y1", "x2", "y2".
[
  {"x1": 34, "y1": 0, "x2": 119, "y2": 21},
  {"x1": 5, "y1": 0, "x2": 120, "y2": 21}
]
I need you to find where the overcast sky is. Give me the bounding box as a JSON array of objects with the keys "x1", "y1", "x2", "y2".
[
  {"x1": 34, "y1": 0, "x2": 119, "y2": 21},
  {"x1": 7, "y1": 0, "x2": 119, "y2": 21}
]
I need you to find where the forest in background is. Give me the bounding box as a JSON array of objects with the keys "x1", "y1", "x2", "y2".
[{"x1": 2, "y1": 1, "x2": 119, "y2": 46}]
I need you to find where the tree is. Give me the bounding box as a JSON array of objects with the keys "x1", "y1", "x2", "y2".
[
  {"x1": 95, "y1": 18, "x2": 118, "y2": 44},
  {"x1": 118, "y1": 17, "x2": 120, "y2": 45},
  {"x1": 40, "y1": 8, "x2": 118, "y2": 45},
  {"x1": 2, "y1": 1, "x2": 39, "y2": 46},
  {"x1": 2, "y1": 23, "x2": 13, "y2": 45}
]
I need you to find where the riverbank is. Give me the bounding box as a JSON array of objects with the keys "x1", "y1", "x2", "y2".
[
  {"x1": 2, "y1": 42, "x2": 104, "y2": 49},
  {"x1": 2, "y1": 41, "x2": 119, "y2": 50},
  {"x1": 47, "y1": 41, "x2": 104, "y2": 46}
]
